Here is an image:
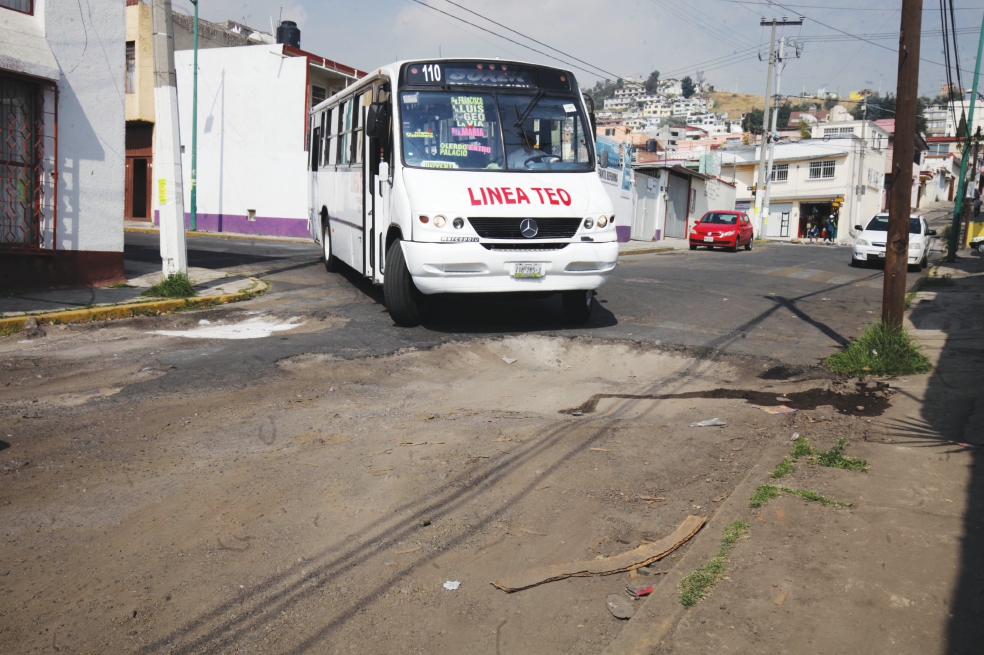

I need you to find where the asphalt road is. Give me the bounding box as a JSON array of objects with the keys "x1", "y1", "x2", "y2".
[{"x1": 118, "y1": 230, "x2": 942, "y2": 394}]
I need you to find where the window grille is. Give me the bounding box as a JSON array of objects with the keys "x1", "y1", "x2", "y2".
[
  {"x1": 808, "y1": 160, "x2": 836, "y2": 180},
  {"x1": 770, "y1": 163, "x2": 789, "y2": 183},
  {"x1": 1, "y1": 73, "x2": 57, "y2": 251}
]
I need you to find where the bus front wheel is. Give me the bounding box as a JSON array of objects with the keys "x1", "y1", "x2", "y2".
[
  {"x1": 322, "y1": 218, "x2": 339, "y2": 273},
  {"x1": 383, "y1": 240, "x2": 422, "y2": 327},
  {"x1": 562, "y1": 290, "x2": 594, "y2": 324}
]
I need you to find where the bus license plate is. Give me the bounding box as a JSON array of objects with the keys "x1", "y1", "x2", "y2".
[{"x1": 514, "y1": 263, "x2": 544, "y2": 278}]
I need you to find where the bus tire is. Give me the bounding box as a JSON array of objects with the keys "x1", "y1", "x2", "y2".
[
  {"x1": 322, "y1": 218, "x2": 339, "y2": 273},
  {"x1": 562, "y1": 290, "x2": 593, "y2": 324},
  {"x1": 384, "y1": 239, "x2": 422, "y2": 327}
]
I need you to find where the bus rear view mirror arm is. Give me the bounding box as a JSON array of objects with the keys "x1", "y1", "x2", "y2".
[{"x1": 365, "y1": 102, "x2": 390, "y2": 139}]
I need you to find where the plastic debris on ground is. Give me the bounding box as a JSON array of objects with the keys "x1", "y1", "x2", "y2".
[
  {"x1": 626, "y1": 584, "x2": 655, "y2": 598},
  {"x1": 443, "y1": 581, "x2": 460, "y2": 591},
  {"x1": 776, "y1": 396, "x2": 791, "y2": 402},
  {"x1": 790, "y1": 432, "x2": 800, "y2": 441},
  {"x1": 571, "y1": 410, "x2": 583, "y2": 416},
  {"x1": 606, "y1": 594, "x2": 636, "y2": 619},
  {"x1": 689, "y1": 418, "x2": 727, "y2": 427},
  {"x1": 758, "y1": 405, "x2": 797, "y2": 415},
  {"x1": 502, "y1": 357, "x2": 517, "y2": 364}
]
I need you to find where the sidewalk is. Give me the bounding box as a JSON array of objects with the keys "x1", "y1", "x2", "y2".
[
  {"x1": 124, "y1": 221, "x2": 312, "y2": 244},
  {"x1": 602, "y1": 246, "x2": 984, "y2": 654},
  {"x1": 618, "y1": 237, "x2": 689, "y2": 255}
]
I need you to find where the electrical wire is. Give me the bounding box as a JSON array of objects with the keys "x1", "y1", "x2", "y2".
[
  {"x1": 405, "y1": 0, "x2": 618, "y2": 80},
  {"x1": 435, "y1": 0, "x2": 620, "y2": 79}
]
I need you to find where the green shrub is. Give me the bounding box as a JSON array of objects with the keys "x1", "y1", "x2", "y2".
[
  {"x1": 142, "y1": 273, "x2": 197, "y2": 299},
  {"x1": 824, "y1": 321, "x2": 932, "y2": 377}
]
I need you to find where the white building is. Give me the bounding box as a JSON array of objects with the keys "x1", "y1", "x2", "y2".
[
  {"x1": 923, "y1": 105, "x2": 948, "y2": 136},
  {"x1": 1, "y1": 0, "x2": 125, "y2": 289},
  {"x1": 671, "y1": 96, "x2": 711, "y2": 115},
  {"x1": 171, "y1": 43, "x2": 364, "y2": 237},
  {"x1": 721, "y1": 124, "x2": 889, "y2": 242}
]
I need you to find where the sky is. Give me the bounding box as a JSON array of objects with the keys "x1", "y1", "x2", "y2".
[{"x1": 171, "y1": 0, "x2": 984, "y2": 101}]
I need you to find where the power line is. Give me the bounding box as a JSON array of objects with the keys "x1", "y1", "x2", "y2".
[
  {"x1": 435, "y1": 0, "x2": 621, "y2": 79},
  {"x1": 405, "y1": 0, "x2": 618, "y2": 80}
]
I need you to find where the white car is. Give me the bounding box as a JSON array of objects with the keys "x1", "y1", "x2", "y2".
[{"x1": 851, "y1": 213, "x2": 936, "y2": 271}]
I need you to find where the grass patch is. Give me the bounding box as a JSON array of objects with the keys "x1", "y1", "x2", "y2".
[
  {"x1": 749, "y1": 484, "x2": 853, "y2": 509},
  {"x1": 919, "y1": 274, "x2": 953, "y2": 288},
  {"x1": 679, "y1": 520, "x2": 749, "y2": 607},
  {"x1": 789, "y1": 437, "x2": 868, "y2": 472},
  {"x1": 823, "y1": 321, "x2": 932, "y2": 377},
  {"x1": 142, "y1": 273, "x2": 197, "y2": 299},
  {"x1": 0, "y1": 324, "x2": 23, "y2": 338},
  {"x1": 771, "y1": 457, "x2": 795, "y2": 479},
  {"x1": 107, "y1": 281, "x2": 133, "y2": 288}
]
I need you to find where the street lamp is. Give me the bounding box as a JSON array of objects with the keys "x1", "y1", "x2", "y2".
[{"x1": 190, "y1": 0, "x2": 199, "y2": 231}]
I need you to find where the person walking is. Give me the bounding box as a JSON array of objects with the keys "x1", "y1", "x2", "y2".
[{"x1": 825, "y1": 215, "x2": 836, "y2": 243}]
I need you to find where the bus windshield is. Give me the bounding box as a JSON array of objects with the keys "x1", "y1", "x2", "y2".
[{"x1": 400, "y1": 91, "x2": 592, "y2": 171}]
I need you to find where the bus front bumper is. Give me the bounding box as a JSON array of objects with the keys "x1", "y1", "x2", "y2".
[{"x1": 401, "y1": 241, "x2": 619, "y2": 294}]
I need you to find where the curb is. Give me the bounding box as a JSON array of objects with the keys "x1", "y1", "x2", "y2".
[
  {"x1": 600, "y1": 446, "x2": 781, "y2": 655},
  {"x1": 619, "y1": 246, "x2": 678, "y2": 256},
  {"x1": 125, "y1": 226, "x2": 312, "y2": 244},
  {"x1": 0, "y1": 279, "x2": 269, "y2": 334}
]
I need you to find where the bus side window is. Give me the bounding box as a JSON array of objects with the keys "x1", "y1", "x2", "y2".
[
  {"x1": 310, "y1": 126, "x2": 321, "y2": 172},
  {"x1": 322, "y1": 107, "x2": 333, "y2": 167},
  {"x1": 350, "y1": 93, "x2": 365, "y2": 166},
  {"x1": 336, "y1": 99, "x2": 348, "y2": 165}
]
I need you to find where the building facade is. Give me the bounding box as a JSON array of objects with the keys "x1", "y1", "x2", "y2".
[{"x1": 1, "y1": 0, "x2": 126, "y2": 289}]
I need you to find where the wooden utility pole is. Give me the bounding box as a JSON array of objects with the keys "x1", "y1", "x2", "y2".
[{"x1": 883, "y1": 0, "x2": 922, "y2": 327}]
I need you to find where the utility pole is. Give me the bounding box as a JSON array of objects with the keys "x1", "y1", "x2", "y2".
[
  {"x1": 190, "y1": 0, "x2": 199, "y2": 232},
  {"x1": 883, "y1": 0, "x2": 922, "y2": 327},
  {"x1": 151, "y1": 0, "x2": 188, "y2": 276},
  {"x1": 854, "y1": 99, "x2": 867, "y2": 238},
  {"x1": 947, "y1": 12, "x2": 984, "y2": 260},
  {"x1": 752, "y1": 19, "x2": 777, "y2": 238},
  {"x1": 755, "y1": 17, "x2": 803, "y2": 238},
  {"x1": 762, "y1": 36, "x2": 802, "y2": 235}
]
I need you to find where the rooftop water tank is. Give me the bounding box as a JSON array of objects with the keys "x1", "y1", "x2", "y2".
[{"x1": 276, "y1": 20, "x2": 300, "y2": 49}]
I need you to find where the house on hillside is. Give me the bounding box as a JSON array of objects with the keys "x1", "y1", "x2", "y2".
[
  {"x1": 721, "y1": 116, "x2": 890, "y2": 242},
  {"x1": 1, "y1": 0, "x2": 125, "y2": 290}
]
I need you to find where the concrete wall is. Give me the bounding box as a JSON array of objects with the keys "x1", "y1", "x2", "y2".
[
  {"x1": 0, "y1": 0, "x2": 126, "y2": 289},
  {"x1": 125, "y1": 1, "x2": 154, "y2": 123},
  {"x1": 172, "y1": 45, "x2": 310, "y2": 236}
]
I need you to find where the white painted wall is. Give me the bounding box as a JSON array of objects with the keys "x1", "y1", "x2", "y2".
[
  {"x1": 174, "y1": 45, "x2": 309, "y2": 234},
  {"x1": 43, "y1": 0, "x2": 126, "y2": 253}
]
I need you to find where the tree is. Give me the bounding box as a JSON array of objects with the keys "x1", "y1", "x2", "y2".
[
  {"x1": 681, "y1": 76, "x2": 696, "y2": 99},
  {"x1": 742, "y1": 108, "x2": 765, "y2": 134},
  {"x1": 644, "y1": 69, "x2": 660, "y2": 94},
  {"x1": 958, "y1": 110, "x2": 968, "y2": 138}
]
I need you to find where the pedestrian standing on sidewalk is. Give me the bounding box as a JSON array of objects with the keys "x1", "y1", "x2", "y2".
[
  {"x1": 825, "y1": 215, "x2": 836, "y2": 243},
  {"x1": 973, "y1": 195, "x2": 981, "y2": 218}
]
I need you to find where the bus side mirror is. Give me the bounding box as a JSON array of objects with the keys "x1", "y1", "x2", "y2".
[
  {"x1": 582, "y1": 93, "x2": 597, "y2": 136},
  {"x1": 365, "y1": 102, "x2": 390, "y2": 139}
]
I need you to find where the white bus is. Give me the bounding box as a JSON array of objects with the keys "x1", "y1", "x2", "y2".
[{"x1": 307, "y1": 59, "x2": 617, "y2": 327}]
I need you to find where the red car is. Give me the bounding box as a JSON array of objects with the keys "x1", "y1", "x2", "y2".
[{"x1": 689, "y1": 211, "x2": 754, "y2": 251}]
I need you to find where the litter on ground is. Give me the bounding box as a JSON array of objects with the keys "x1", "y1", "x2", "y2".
[
  {"x1": 443, "y1": 581, "x2": 460, "y2": 591},
  {"x1": 606, "y1": 594, "x2": 635, "y2": 619},
  {"x1": 491, "y1": 515, "x2": 705, "y2": 592},
  {"x1": 502, "y1": 357, "x2": 517, "y2": 364},
  {"x1": 690, "y1": 418, "x2": 727, "y2": 427},
  {"x1": 758, "y1": 405, "x2": 797, "y2": 415}
]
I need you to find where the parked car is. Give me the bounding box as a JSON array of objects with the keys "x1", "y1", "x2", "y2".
[
  {"x1": 851, "y1": 213, "x2": 935, "y2": 271},
  {"x1": 689, "y1": 211, "x2": 754, "y2": 252}
]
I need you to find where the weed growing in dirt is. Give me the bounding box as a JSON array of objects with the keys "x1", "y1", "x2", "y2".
[
  {"x1": 823, "y1": 321, "x2": 932, "y2": 377},
  {"x1": 814, "y1": 438, "x2": 868, "y2": 471},
  {"x1": 0, "y1": 323, "x2": 23, "y2": 337},
  {"x1": 749, "y1": 485, "x2": 853, "y2": 509},
  {"x1": 107, "y1": 282, "x2": 132, "y2": 288},
  {"x1": 919, "y1": 273, "x2": 953, "y2": 288},
  {"x1": 678, "y1": 520, "x2": 748, "y2": 607},
  {"x1": 771, "y1": 458, "x2": 795, "y2": 479},
  {"x1": 142, "y1": 273, "x2": 196, "y2": 299},
  {"x1": 789, "y1": 437, "x2": 868, "y2": 471}
]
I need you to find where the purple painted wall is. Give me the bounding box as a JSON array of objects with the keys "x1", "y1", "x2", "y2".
[{"x1": 154, "y1": 212, "x2": 312, "y2": 238}]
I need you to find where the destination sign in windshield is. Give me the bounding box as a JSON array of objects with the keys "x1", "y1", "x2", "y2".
[{"x1": 404, "y1": 62, "x2": 571, "y2": 92}]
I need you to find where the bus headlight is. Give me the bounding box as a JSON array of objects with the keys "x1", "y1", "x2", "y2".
[
  {"x1": 583, "y1": 218, "x2": 594, "y2": 230},
  {"x1": 433, "y1": 215, "x2": 447, "y2": 228},
  {"x1": 597, "y1": 216, "x2": 608, "y2": 228},
  {"x1": 453, "y1": 217, "x2": 464, "y2": 229}
]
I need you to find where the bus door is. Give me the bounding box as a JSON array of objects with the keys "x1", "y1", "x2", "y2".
[{"x1": 365, "y1": 82, "x2": 393, "y2": 283}]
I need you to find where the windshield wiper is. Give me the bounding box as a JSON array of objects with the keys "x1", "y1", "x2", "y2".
[{"x1": 514, "y1": 90, "x2": 545, "y2": 127}]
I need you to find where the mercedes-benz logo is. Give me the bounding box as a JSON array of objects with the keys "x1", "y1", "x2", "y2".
[{"x1": 520, "y1": 218, "x2": 538, "y2": 238}]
